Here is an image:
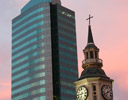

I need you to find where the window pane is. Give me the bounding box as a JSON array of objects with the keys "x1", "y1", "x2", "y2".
[
  {"x1": 93, "y1": 85, "x2": 96, "y2": 91},
  {"x1": 90, "y1": 51, "x2": 93, "y2": 58}
]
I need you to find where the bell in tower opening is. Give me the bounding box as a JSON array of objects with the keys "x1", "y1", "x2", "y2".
[{"x1": 74, "y1": 15, "x2": 114, "y2": 100}]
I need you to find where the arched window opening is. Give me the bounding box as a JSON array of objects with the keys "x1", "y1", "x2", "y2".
[
  {"x1": 92, "y1": 85, "x2": 97, "y2": 100},
  {"x1": 90, "y1": 51, "x2": 94, "y2": 58}
]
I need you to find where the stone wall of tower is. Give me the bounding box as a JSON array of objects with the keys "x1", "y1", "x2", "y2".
[{"x1": 74, "y1": 77, "x2": 113, "y2": 100}]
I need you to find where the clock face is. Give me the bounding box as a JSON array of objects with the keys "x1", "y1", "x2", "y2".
[
  {"x1": 101, "y1": 85, "x2": 113, "y2": 100},
  {"x1": 77, "y1": 86, "x2": 88, "y2": 100}
]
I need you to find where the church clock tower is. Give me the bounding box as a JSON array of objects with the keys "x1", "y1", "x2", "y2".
[{"x1": 74, "y1": 15, "x2": 114, "y2": 100}]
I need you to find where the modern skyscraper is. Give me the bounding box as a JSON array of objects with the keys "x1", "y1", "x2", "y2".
[{"x1": 12, "y1": 0, "x2": 78, "y2": 100}]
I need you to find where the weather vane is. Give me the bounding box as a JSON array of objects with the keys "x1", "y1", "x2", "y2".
[{"x1": 86, "y1": 14, "x2": 93, "y2": 26}]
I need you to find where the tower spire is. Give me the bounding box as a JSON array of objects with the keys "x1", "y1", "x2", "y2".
[
  {"x1": 86, "y1": 15, "x2": 94, "y2": 44},
  {"x1": 88, "y1": 25, "x2": 94, "y2": 44}
]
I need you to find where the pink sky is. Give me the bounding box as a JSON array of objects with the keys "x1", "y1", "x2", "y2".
[{"x1": 0, "y1": 0, "x2": 128, "y2": 100}]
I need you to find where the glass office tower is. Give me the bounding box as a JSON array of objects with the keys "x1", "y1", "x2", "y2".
[{"x1": 12, "y1": 0, "x2": 78, "y2": 100}]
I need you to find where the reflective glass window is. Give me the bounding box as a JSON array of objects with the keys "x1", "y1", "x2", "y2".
[
  {"x1": 59, "y1": 51, "x2": 77, "y2": 59},
  {"x1": 60, "y1": 58, "x2": 77, "y2": 66},
  {"x1": 60, "y1": 81, "x2": 74, "y2": 88},
  {"x1": 12, "y1": 50, "x2": 43, "y2": 66},
  {"x1": 59, "y1": 37, "x2": 76, "y2": 46},
  {"x1": 12, "y1": 64, "x2": 45, "y2": 80},
  {"x1": 12, "y1": 21, "x2": 44, "y2": 39},
  {"x1": 12, "y1": 43, "x2": 44, "y2": 60},
  {"x1": 60, "y1": 73, "x2": 76, "y2": 80},
  {"x1": 58, "y1": 30, "x2": 76, "y2": 39},
  {"x1": 59, "y1": 44, "x2": 76, "y2": 52},
  {"x1": 12, "y1": 8, "x2": 44, "y2": 27},
  {"x1": 12, "y1": 73, "x2": 45, "y2": 88},
  {"x1": 34, "y1": 96, "x2": 46, "y2": 100},
  {"x1": 12, "y1": 87, "x2": 45, "y2": 100},
  {"x1": 57, "y1": 9, "x2": 75, "y2": 19},
  {"x1": 58, "y1": 16, "x2": 75, "y2": 26},
  {"x1": 13, "y1": 14, "x2": 44, "y2": 33},
  {"x1": 12, "y1": 57, "x2": 45, "y2": 74},
  {"x1": 12, "y1": 28, "x2": 44, "y2": 46},
  {"x1": 12, "y1": 56, "x2": 45, "y2": 73},
  {"x1": 61, "y1": 88, "x2": 76, "y2": 95},
  {"x1": 58, "y1": 23, "x2": 75, "y2": 32},
  {"x1": 60, "y1": 65, "x2": 77, "y2": 74},
  {"x1": 12, "y1": 35, "x2": 44, "y2": 53}
]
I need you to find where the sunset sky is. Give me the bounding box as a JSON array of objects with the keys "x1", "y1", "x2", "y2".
[{"x1": 0, "y1": 0, "x2": 128, "y2": 100}]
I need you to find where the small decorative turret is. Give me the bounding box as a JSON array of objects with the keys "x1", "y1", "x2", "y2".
[{"x1": 82, "y1": 15, "x2": 103, "y2": 69}]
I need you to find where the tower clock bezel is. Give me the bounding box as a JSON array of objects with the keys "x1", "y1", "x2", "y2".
[
  {"x1": 76, "y1": 85, "x2": 88, "y2": 100},
  {"x1": 101, "y1": 85, "x2": 113, "y2": 100}
]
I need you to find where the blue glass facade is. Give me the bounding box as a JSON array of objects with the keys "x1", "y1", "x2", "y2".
[
  {"x1": 51, "y1": 4, "x2": 78, "y2": 100},
  {"x1": 12, "y1": 1, "x2": 53, "y2": 100},
  {"x1": 12, "y1": 0, "x2": 78, "y2": 100}
]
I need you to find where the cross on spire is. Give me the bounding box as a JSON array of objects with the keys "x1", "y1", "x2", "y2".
[{"x1": 86, "y1": 14, "x2": 93, "y2": 26}]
